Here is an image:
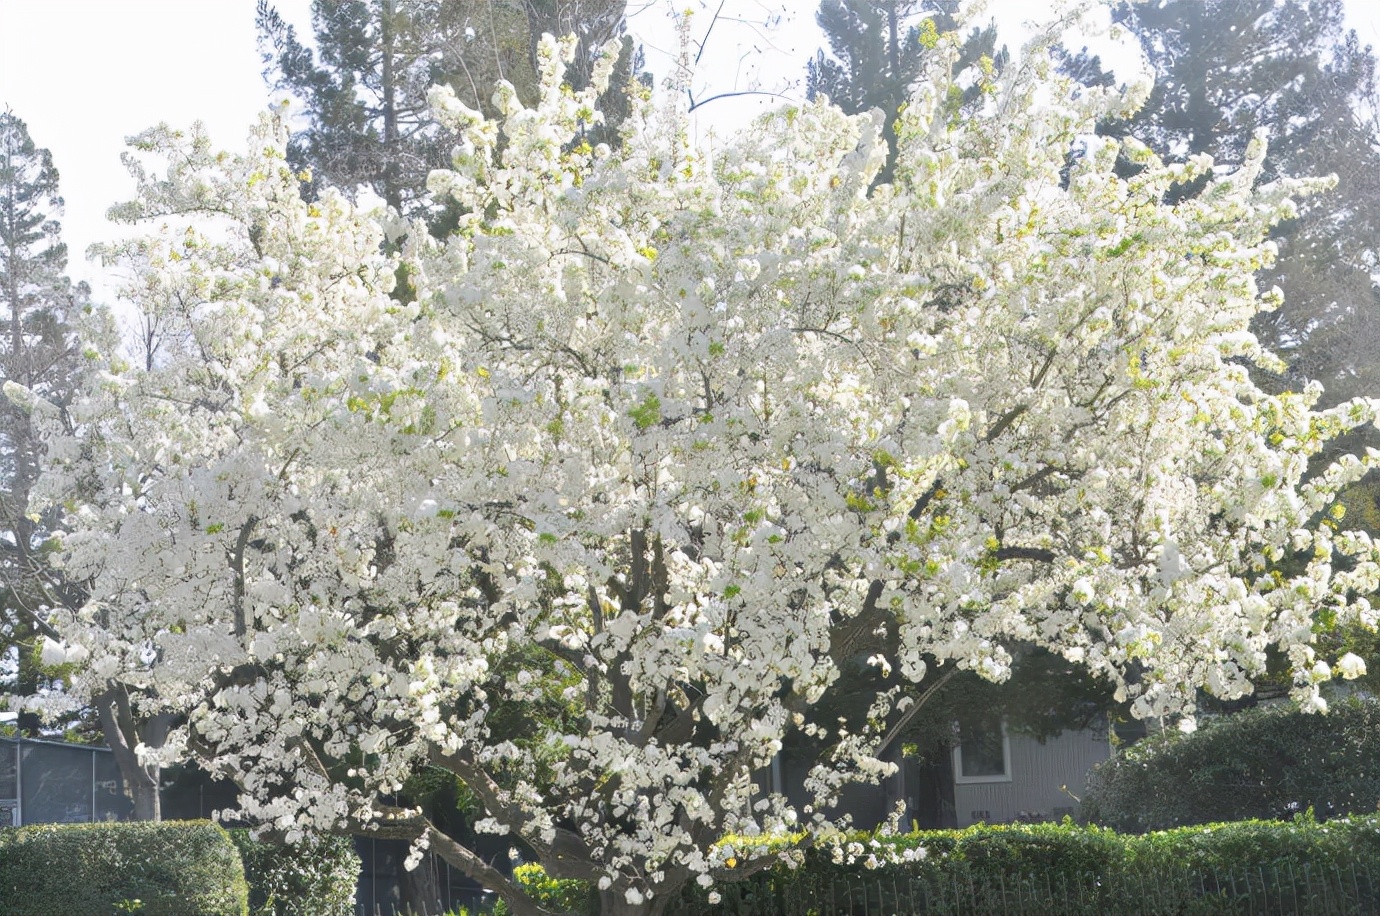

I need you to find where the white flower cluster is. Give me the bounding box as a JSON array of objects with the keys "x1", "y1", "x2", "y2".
[{"x1": 32, "y1": 24, "x2": 1380, "y2": 910}]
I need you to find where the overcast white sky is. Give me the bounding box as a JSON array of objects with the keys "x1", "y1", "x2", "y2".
[{"x1": 1, "y1": 0, "x2": 1378, "y2": 301}]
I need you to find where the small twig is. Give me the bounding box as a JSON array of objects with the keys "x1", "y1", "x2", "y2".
[{"x1": 688, "y1": 88, "x2": 795, "y2": 112}]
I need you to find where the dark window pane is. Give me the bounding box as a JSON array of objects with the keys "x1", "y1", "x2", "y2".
[
  {"x1": 0, "y1": 739, "x2": 16, "y2": 798},
  {"x1": 958, "y1": 717, "x2": 1006, "y2": 778}
]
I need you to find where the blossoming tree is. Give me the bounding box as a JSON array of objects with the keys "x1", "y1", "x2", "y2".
[{"x1": 28, "y1": 29, "x2": 1380, "y2": 916}]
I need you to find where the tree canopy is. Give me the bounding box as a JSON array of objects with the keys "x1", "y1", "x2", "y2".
[
  {"x1": 26, "y1": 25, "x2": 1380, "y2": 916},
  {"x1": 1064, "y1": 0, "x2": 1380, "y2": 409},
  {"x1": 0, "y1": 111, "x2": 88, "y2": 737},
  {"x1": 256, "y1": 0, "x2": 636, "y2": 226}
]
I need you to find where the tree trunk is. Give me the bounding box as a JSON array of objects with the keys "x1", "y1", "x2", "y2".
[
  {"x1": 95, "y1": 685, "x2": 173, "y2": 822},
  {"x1": 130, "y1": 775, "x2": 161, "y2": 822},
  {"x1": 380, "y1": 0, "x2": 402, "y2": 213},
  {"x1": 401, "y1": 853, "x2": 443, "y2": 915},
  {"x1": 597, "y1": 887, "x2": 677, "y2": 916}
]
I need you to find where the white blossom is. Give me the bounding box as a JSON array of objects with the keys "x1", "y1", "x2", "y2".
[
  {"x1": 33, "y1": 24, "x2": 1380, "y2": 911},
  {"x1": 1337, "y1": 652, "x2": 1367, "y2": 680}
]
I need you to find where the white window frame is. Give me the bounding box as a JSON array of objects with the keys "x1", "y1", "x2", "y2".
[{"x1": 952, "y1": 718, "x2": 1013, "y2": 784}]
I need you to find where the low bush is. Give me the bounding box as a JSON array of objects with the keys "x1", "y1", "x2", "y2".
[
  {"x1": 1082, "y1": 696, "x2": 1380, "y2": 832},
  {"x1": 491, "y1": 862, "x2": 598, "y2": 916},
  {"x1": 1121, "y1": 815, "x2": 1380, "y2": 913},
  {"x1": 494, "y1": 817, "x2": 1380, "y2": 915},
  {"x1": 227, "y1": 829, "x2": 360, "y2": 916},
  {"x1": 0, "y1": 819, "x2": 247, "y2": 916}
]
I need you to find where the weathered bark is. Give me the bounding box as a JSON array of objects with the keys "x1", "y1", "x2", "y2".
[
  {"x1": 596, "y1": 887, "x2": 678, "y2": 916},
  {"x1": 400, "y1": 854, "x2": 443, "y2": 915},
  {"x1": 94, "y1": 684, "x2": 174, "y2": 822}
]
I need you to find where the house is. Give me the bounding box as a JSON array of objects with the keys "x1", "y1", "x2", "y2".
[
  {"x1": 766, "y1": 715, "x2": 1116, "y2": 831},
  {"x1": 944, "y1": 716, "x2": 1113, "y2": 827}
]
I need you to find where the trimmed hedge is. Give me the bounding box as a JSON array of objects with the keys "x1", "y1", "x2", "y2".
[
  {"x1": 499, "y1": 817, "x2": 1380, "y2": 915},
  {"x1": 1082, "y1": 696, "x2": 1380, "y2": 832},
  {"x1": 227, "y1": 830, "x2": 360, "y2": 916},
  {"x1": 0, "y1": 820, "x2": 248, "y2": 916}
]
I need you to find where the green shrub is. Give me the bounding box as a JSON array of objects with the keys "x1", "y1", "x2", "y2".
[
  {"x1": 227, "y1": 829, "x2": 360, "y2": 916},
  {"x1": 497, "y1": 818, "x2": 1380, "y2": 915},
  {"x1": 0, "y1": 819, "x2": 247, "y2": 916},
  {"x1": 491, "y1": 862, "x2": 597, "y2": 916},
  {"x1": 1116, "y1": 815, "x2": 1380, "y2": 914},
  {"x1": 1083, "y1": 696, "x2": 1380, "y2": 832}
]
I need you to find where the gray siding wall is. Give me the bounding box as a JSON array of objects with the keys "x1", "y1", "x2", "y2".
[{"x1": 953, "y1": 726, "x2": 1110, "y2": 827}]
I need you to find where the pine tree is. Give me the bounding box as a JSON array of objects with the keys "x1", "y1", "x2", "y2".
[
  {"x1": 807, "y1": 1, "x2": 1004, "y2": 184},
  {"x1": 1059, "y1": 0, "x2": 1380, "y2": 704},
  {"x1": 0, "y1": 112, "x2": 86, "y2": 737},
  {"x1": 256, "y1": 0, "x2": 637, "y2": 228},
  {"x1": 1065, "y1": 0, "x2": 1380, "y2": 408}
]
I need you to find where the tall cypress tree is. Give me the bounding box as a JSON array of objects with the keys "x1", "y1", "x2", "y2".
[
  {"x1": 0, "y1": 112, "x2": 87, "y2": 737},
  {"x1": 256, "y1": 0, "x2": 637, "y2": 229}
]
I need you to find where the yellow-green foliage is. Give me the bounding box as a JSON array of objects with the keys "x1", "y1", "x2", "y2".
[{"x1": 493, "y1": 863, "x2": 596, "y2": 916}]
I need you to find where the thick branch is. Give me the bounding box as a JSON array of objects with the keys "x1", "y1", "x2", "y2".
[
  {"x1": 875, "y1": 666, "x2": 961, "y2": 758},
  {"x1": 907, "y1": 479, "x2": 943, "y2": 521},
  {"x1": 358, "y1": 808, "x2": 554, "y2": 916},
  {"x1": 984, "y1": 404, "x2": 1028, "y2": 442},
  {"x1": 714, "y1": 833, "x2": 815, "y2": 882},
  {"x1": 827, "y1": 579, "x2": 891, "y2": 662},
  {"x1": 229, "y1": 517, "x2": 260, "y2": 638},
  {"x1": 96, "y1": 686, "x2": 155, "y2": 794},
  {"x1": 994, "y1": 546, "x2": 1056, "y2": 563},
  {"x1": 429, "y1": 745, "x2": 601, "y2": 880}
]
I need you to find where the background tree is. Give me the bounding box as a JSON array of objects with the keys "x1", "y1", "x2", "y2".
[
  {"x1": 0, "y1": 111, "x2": 87, "y2": 738},
  {"x1": 1063, "y1": 0, "x2": 1380, "y2": 410},
  {"x1": 0, "y1": 113, "x2": 176, "y2": 822},
  {"x1": 807, "y1": 0, "x2": 1004, "y2": 183},
  {"x1": 256, "y1": 0, "x2": 637, "y2": 228},
  {"x1": 34, "y1": 31, "x2": 1380, "y2": 916}
]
